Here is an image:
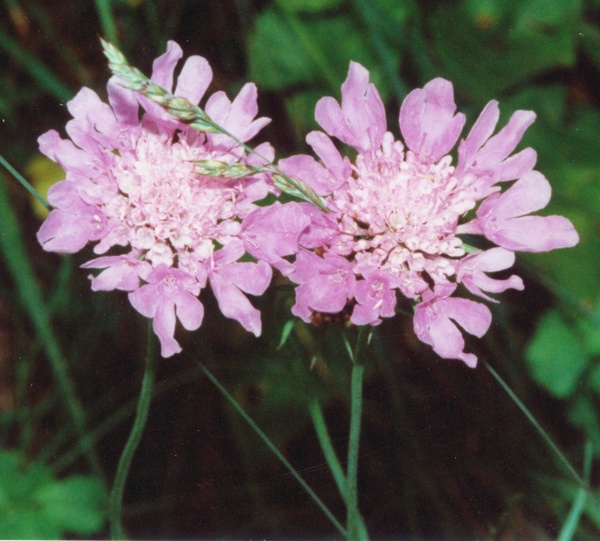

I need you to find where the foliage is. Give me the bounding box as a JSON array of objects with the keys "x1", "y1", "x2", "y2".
[{"x1": 0, "y1": 450, "x2": 105, "y2": 539}]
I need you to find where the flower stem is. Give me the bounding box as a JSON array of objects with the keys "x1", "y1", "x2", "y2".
[
  {"x1": 346, "y1": 326, "x2": 370, "y2": 541},
  {"x1": 109, "y1": 323, "x2": 157, "y2": 540}
]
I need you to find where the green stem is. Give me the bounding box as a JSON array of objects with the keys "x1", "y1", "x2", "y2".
[
  {"x1": 109, "y1": 323, "x2": 157, "y2": 540},
  {"x1": 346, "y1": 327, "x2": 370, "y2": 541},
  {"x1": 308, "y1": 399, "x2": 346, "y2": 498},
  {"x1": 197, "y1": 361, "x2": 347, "y2": 538}
]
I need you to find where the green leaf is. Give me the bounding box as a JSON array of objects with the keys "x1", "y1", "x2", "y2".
[
  {"x1": 34, "y1": 476, "x2": 106, "y2": 535},
  {"x1": 430, "y1": 0, "x2": 582, "y2": 100},
  {"x1": 248, "y1": 8, "x2": 390, "y2": 93},
  {"x1": 249, "y1": 8, "x2": 318, "y2": 91},
  {"x1": 0, "y1": 450, "x2": 106, "y2": 539},
  {"x1": 526, "y1": 310, "x2": 590, "y2": 398},
  {"x1": 568, "y1": 396, "x2": 600, "y2": 457}
]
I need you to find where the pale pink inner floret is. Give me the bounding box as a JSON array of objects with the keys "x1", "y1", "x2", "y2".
[
  {"x1": 329, "y1": 132, "x2": 478, "y2": 300},
  {"x1": 96, "y1": 132, "x2": 240, "y2": 268}
]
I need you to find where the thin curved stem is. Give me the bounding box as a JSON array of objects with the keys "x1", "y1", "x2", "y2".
[
  {"x1": 346, "y1": 326, "x2": 370, "y2": 541},
  {"x1": 109, "y1": 323, "x2": 157, "y2": 540}
]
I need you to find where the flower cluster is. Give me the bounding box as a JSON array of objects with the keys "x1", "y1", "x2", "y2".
[
  {"x1": 37, "y1": 41, "x2": 307, "y2": 357},
  {"x1": 280, "y1": 62, "x2": 579, "y2": 366},
  {"x1": 37, "y1": 42, "x2": 579, "y2": 366}
]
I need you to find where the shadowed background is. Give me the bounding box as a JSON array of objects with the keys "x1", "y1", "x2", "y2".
[{"x1": 1, "y1": 0, "x2": 599, "y2": 539}]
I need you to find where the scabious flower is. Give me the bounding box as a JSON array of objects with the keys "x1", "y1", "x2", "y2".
[
  {"x1": 37, "y1": 41, "x2": 308, "y2": 357},
  {"x1": 280, "y1": 62, "x2": 579, "y2": 366}
]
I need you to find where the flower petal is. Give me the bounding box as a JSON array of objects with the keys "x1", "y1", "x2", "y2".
[
  {"x1": 174, "y1": 55, "x2": 212, "y2": 105},
  {"x1": 209, "y1": 272, "x2": 262, "y2": 336},
  {"x1": 478, "y1": 171, "x2": 579, "y2": 252},
  {"x1": 399, "y1": 78, "x2": 465, "y2": 162},
  {"x1": 315, "y1": 62, "x2": 386, "y2": 152},
  {"x1": 151, "y1": 40, "x2": 183, "y2": 92}
]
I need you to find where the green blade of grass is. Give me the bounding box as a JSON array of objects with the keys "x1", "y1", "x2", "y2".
[
  {"x1": 0, "y1": 172, "x2": 103, "y2": 481},
  {"x1": 485, "y1": 361, "x2": 596, "y2": 506},
  {"x1": 0, "y1": 155, "x2": 51, "y2": 211},
  {"x1": 196, "y1": 359, "x2": 347, "y2": 538},
  {"x1": 0, "y1": 27, "x2": 72, "y2": 101},
  {"x1": 95, "y1": 0, "x2": 119, "y2": 47}
]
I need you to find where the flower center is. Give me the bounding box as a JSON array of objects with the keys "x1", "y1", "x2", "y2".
[
  {"x1": 103, "y1": 132, "x2": 240, "y2": 267},
  {"x1": 330, "y1": 132, "x2": 478, "y2": 298}
]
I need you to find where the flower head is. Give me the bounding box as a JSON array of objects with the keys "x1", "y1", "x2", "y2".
[
  {"x1": 37, "y1": 41, "x2": 306, "y2": 357},
  {"x1": 281, "y1": 62, "x2": 579, "y2": 366}
]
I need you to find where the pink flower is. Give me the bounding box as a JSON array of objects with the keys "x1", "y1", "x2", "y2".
[
  {"x1": 281, "y1": 62, "x2": 579, "y2": 366},
  {"x1": 37, "y1": 41, "x2": 305, "y2": 357}
]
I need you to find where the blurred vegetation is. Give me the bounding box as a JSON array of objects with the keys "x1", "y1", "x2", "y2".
[{"x1": 0, "y1": 0, "x2": 599, "y2": 539}]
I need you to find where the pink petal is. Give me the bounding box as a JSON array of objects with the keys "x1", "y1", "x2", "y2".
[
  {"x1": 278, "y1": 154, "x2": 335, "y2": 196},
  {"x1": 205, "y1": 84, "x2": 270, "y2": 146},
  {"x1": 399, "y1": 78, "x2": 465, "y2": 162},
  {"x1": 38, "y1": 130, "x2": 91, "y2": 175},
  {"x1": 216, "y1": 260, "x2": 272, "y2": 296},
  {"x1": 351, "y1": 275, "x2": 397, "y2": 326},
  {"x1": 485, "y1": 215, "x2": 580, "y2": 253},
  {"x1": 245, "y1": 142, "x2": 275, "y2": 167},
  {"x1": 204, "y1": 91, "x2": 231, "y2": 126},
  {"x1": 315, "y1": 62, "x2": 386, "y2": 152},
  {"x1": 37, "y1": 207, "x2": 106, "y2": 253},
  {"x1": 306, "y1": 130, "x2": 352, "y2": 181},
  {"x1": 67, "y1": 87, "x2": 118, "y2": 138},
  {"x1": 153, "y1": 300, "x2": 181, "y2": 357},
  {"x1": 296, "y1": 203, "x2": 339, "y2": 248},
  {"x1": 481, "y1": 171, "x2": 550, "y2": 219},
  {"x1": 174, "y1": 290, "x2": 204, "y2": 331},
  {"x1": 83, "y1": 257, "x2": 143, "y2": 292},
  {"x1": 174, "y1": 55, "x2": 212, "y2": 105},
  {"x1": 474, "y1": 110, "x2": 536, "y2": 168},
  {"x1": 457, "y1": 100, "x2": 500, "y2": 173},
  {"x1": 290, "y1": 252, "x2": 355, "y2": 321},
  {"x1": 213, "y1": 239, "x2": 245, "y2": 266},
  {"x1": 477, "y1": 172, "x2": 579, "y2": 252},
  {"x1": 493, "y1": 148, "x2": 537, "y2": 183},
  {"x1": 46, "y1": 181, "x2": 76, "y2": 209},
  {"x1": 108, "y1": 75, "x2": 139, "y2": 126},
  {"x1": 209, "y1": 273, "x2": 262, "y2": 336},
  {"x1": 241, "y1": 203, "x2": 310, "y2": 274},
  {"x1": 151, "y1": 41, "x2": 183, "y2": 92},
  {"x1": 128, "y1": 283, "x2": 160, "y2": 319},
  {"x1": 458, "y1": 248, "x2": 524, "y2": 301}
]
